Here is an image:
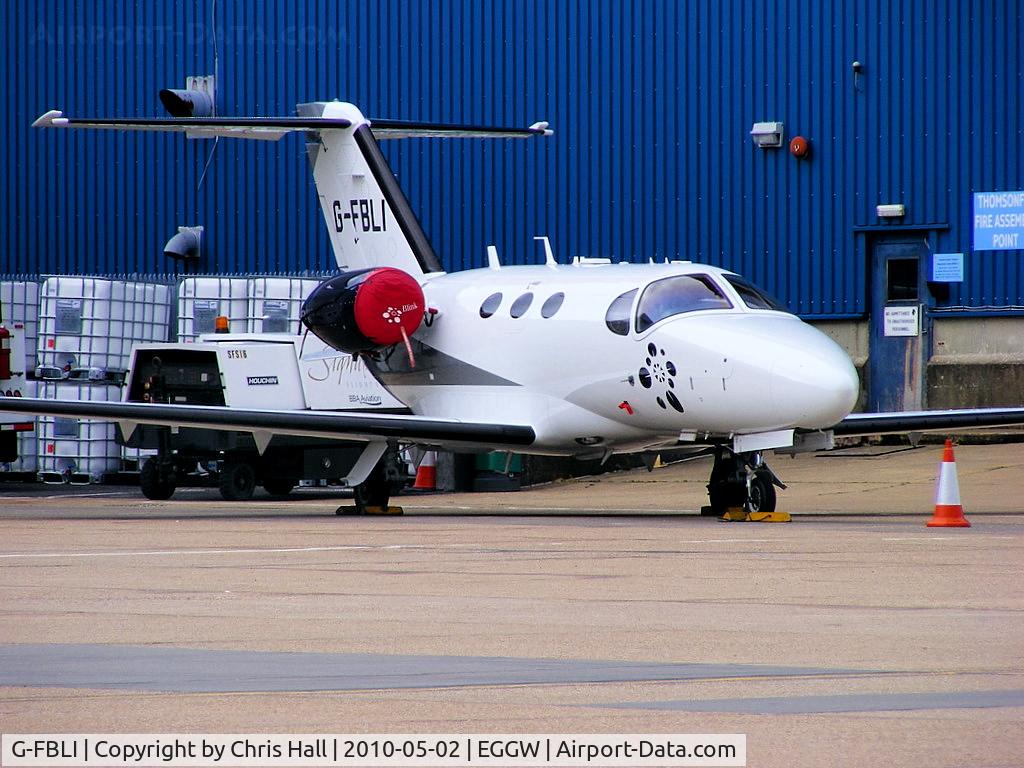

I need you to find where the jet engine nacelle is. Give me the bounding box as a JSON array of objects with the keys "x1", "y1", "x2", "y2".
[{"x1": 301, "y1": 268, "x2": 425, "y2": 354}]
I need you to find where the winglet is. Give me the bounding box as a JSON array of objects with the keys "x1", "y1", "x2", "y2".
[
  {"x1": 33, "y1": 110, "x2": 68, "y2": 128},
  {"x1": 529, "y1": 121, "x2": 553, "y2": 137}
]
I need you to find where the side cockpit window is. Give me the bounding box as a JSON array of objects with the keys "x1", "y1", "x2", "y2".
[
  {"x1": 605, "y1": 289, "x2": 637, "y2": 335},
  {"x1": 635, "y1": 275, "x2": 732, "y2": 332},
  {"x1": 724, "y1": 275, "x2": 788, "y2": 312}
]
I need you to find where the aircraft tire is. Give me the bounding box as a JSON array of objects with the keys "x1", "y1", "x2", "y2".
[
  {"x1": 748, "y1": 469, "x2": 777, "y2": 512},
  {"x1": 352, "y1": 464, "x2": 390, "y2": 513}
]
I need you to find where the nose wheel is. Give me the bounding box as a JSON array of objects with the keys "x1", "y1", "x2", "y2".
[{"x1": 706, "y1": 447, "x2": 784, "y2": 516}]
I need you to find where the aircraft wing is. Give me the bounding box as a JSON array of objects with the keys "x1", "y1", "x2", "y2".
[
  {"x1": 832, "y1": 407, "x2": 1024, "y2": 437},
  {"x1": 0, "y1": 397, "x2": 535, "y2": 451}
]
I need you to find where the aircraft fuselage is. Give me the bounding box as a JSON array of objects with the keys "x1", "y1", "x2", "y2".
[{"x1": 366, "y1": 261, "x2": 860, "y2": 456}]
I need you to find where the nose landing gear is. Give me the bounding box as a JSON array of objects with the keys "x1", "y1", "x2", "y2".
[{"x1": 706, "y1": 447, "x2": 787, "y2": 518}]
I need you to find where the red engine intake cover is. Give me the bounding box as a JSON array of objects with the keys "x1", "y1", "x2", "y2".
[{"x1": 352, "y1": 268, "x2": 426, "y2": 346}]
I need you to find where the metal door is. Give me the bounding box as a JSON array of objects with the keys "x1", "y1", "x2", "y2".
[{"x1": 868, "y1": 237, "x2": 930, "y2": 412}]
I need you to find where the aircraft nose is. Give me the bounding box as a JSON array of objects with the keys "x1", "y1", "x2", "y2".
[{"x1": 770, "y1": 328, "x2": 860, "y2": 428}]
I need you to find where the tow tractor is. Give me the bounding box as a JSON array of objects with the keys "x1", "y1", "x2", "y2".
[
  {"x1": 120, "y1": 331, "x2": 409, "y2": 504},
  {"x1": 0, "y1": 303, "x2": 34, "y2": 465}
]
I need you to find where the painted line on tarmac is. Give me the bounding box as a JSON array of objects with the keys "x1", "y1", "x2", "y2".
[
  {"x1": 0, "y1": 539, "x2": 776, "y2": 560},
  {"x1": 604, "y1": 689, "x2": 1024, "y2": 714},
  {"x1": 882, "y1": 536, "x2": 1014, "y2": 541},
  {"x1": 38, "y1": 491, "x2": 135, "y2": 499},
  {"x1": 0, "y1": 544, "x2": 409, "y2": 560}
]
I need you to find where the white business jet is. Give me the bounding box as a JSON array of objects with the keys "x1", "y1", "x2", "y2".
[{"x1": 4, "y1": 102, "x2": 1024, "y2": 513}]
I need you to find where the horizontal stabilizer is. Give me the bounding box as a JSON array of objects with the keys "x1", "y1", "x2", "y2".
[
  {"x1": 371, "y1": 119, "x2": 552, "y2": 139},
  {"x1": 32, "y1": 100, "x2": 551, "y2": 276},
  {"x1": 32, "y1": 110, "x2": 551, "y2": 141},
  {"x1": 31, "y1": 110, "x2": 352, "y2": 140}
]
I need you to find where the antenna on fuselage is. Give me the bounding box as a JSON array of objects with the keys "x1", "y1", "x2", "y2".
[
  {"x1": 534, "y1": 235, "x2": 557, "y2": 268},
  {"x1": 486, "y1": 245, "x2": 501, "y2": 270}
]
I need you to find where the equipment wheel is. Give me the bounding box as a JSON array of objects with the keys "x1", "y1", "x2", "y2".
[
  {"x1": 219, "y1": 459, "x2": 257, "y2": 501},
  {"x1": 140, "y1": 457, "x2": 177, "y2": 500}
]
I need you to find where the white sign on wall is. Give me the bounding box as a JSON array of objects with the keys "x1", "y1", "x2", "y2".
[
  {"x1": 931, "y1": 253, "x2": 964, "y2": 282},
  {"x1": 883, "y1": 305, "x2": 920, "y2": 337}
]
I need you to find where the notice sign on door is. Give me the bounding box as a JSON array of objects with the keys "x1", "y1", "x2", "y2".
[
  {"x1": 884, "y1": 305, "x2": 920, "y2": 337},
  {"x1": 973, "y1": 190, "x2": 1024, "y2": 250}
]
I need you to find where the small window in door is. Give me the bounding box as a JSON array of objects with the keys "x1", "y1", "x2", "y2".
[{"x1": 887, "y1": 259, "x2": 919, "y2": 301}]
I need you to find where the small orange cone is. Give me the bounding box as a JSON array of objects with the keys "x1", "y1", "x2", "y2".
[
  {"x1": 412, "y1": 450, "x2": 437, "y2": 490},
  {"x1": 927, "y1": 439, "x2": 970, "y2": 527}
]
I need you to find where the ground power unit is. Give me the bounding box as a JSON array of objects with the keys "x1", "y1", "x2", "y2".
[{"x1": 120, "y1": 333, "x2": 407, "y2": 501}]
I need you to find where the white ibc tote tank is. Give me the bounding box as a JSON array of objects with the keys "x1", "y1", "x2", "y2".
[
  {"x1": 36, "y1": 380, "x2": 122, "y2": 483},
  {"x1": 248, "y1": 276, "x2": 322, "y2": 334},
  {"x1": 177, "y1": 277, "x2": 250, "y2": 339},
  {"x1": 37, "y1": 277, "x2": 171, "y2": 371}
]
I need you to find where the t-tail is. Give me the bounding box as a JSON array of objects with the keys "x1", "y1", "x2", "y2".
[{"x1": 33, "y1": 102, "x2": 551, "y2": 276}]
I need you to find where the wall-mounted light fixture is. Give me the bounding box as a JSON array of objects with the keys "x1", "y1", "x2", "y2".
[
  {"x1": 876, "y1": 204, "x2": 906, "y2": 218},
  {"x1": 750, "y1": 121, "x2": 784, "y2": 148}
]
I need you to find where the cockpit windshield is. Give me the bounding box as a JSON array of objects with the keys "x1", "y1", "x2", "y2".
[
  {"x1": 635, "y1": 274, "x2": 733, "y2": 332},
  {"x1": 723, "y1": 274, "x2": 788, "y2": 312}
]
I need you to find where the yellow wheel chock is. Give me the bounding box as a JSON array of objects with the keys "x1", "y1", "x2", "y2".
[{"x1": 719, "y1": 507, "x2": 791, "y2": 523}]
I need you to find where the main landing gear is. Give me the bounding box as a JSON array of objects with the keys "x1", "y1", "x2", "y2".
[
  {"x1": 337, "y1": 443, "x2": 407, "y2": 515},
  {"x1": 705, "y1": 447, "x2": 786, "y2": 517}
]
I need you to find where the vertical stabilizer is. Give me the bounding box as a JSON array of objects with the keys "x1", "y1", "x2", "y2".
[{"x1": 297, "y1": 102, "x2": 442, "y2": 276}]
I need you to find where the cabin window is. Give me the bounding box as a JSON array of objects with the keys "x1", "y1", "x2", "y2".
[
  {"x1": 480, "y1": 292, "x2": 502, "y2": 318},
  {"x1": 723, "y1": 275, "x2": 788, "y2": 311},
  {"x1": 605, "y1": 288, "x2": 637, "y2": 335},
  {"x1": 510, "y1": 292, "x2": 534, "y2": 318},
  {"x1": 541, "y1": 292, "x2": 565, "y2": 318},
  {"x1": 635, "y1": 275, "x2": 732, "y2": 332}
]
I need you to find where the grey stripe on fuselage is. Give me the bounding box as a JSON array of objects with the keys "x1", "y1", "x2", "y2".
[{"x1": 367, "y1": 342, "x2": 520, "y2": 387}]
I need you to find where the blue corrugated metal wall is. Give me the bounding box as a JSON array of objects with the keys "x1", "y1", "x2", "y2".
[{"x1": 2, "y1": 0, "x2": 1022, "y2": 316}]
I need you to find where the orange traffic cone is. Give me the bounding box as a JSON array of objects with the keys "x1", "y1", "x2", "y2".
[
  {"x1": 927, "y1": 439, "x2": 970, "y2": 527},
  {"x1": 412, "y1": 450, "x2": 437, "y2": 490}
]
